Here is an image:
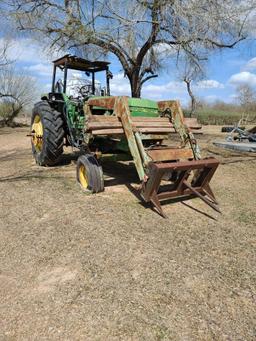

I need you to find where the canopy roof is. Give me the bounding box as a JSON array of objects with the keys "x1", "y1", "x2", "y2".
[{"x1": 53, "y1": 54, "x2": 110, "y2": 72}]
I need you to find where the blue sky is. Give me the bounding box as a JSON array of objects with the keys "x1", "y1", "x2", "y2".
[{"x1": 1, "y1": 36, "x2": 256, "y2": 106}]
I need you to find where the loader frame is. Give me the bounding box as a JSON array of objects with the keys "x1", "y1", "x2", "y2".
[{"x1": 84, "y1": 96, "x2": 220, "y2": 217}]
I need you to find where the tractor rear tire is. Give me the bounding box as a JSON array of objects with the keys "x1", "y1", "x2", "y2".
[
  {"x1": 77, "y1": 154, "x2": 104, "y2": 193},
  {"x1": 31, "y1": 101, "x2": 64, "y2": 166}
]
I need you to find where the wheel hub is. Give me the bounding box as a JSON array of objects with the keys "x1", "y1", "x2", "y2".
[
  {"x1": 31, "y1": 115, "x2": 43, "y2": 151},
  {"x1": 79, "y1": 165, "x2": 89, "y2": 189}
]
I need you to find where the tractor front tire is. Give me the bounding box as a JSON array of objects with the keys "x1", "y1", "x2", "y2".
[
  {"x1": 31, "y1": 101, "x2": 64, "y2": 166},
  {"x1": 77, "y1": 154, "x2": 104, "y2": 193}
]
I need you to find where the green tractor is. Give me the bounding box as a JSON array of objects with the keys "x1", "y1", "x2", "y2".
[{"x1": 30, "y1": 54, "x2": 219, "y2": 217}]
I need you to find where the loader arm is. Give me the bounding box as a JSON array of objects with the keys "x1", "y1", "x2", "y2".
[{"x1": 158, "y1": 100, "x2": 201, "y2": 160}]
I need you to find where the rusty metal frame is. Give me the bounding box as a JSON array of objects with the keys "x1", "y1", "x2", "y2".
[
  {"x1": 157, "y1": 100, "x2": 201, "y2": 160},
  {"x1": 141, "y1": 158, "x2": 220, "y2": 217},
  {"x1": 114, "y1": 97, "x2": 146, "y2": 180},
  {"x1": 82, "y1": 96, "x2": 220, "y2": 217}
]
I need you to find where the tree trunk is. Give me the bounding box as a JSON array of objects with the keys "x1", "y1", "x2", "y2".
[
  {"x1": 127, "y1": 69, "x2": 141, "y2": 98},
  {"x1": 131, "y1": 86, "x2": 141, "y2": 98},
  {"x1": 185, "y1": 80, "x2": 196, "y2": 117}
]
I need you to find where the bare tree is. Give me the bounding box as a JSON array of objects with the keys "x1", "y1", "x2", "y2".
[
  {"x1": 0, "y1": 67, "x2": 37, "y2": 126},
  {"x1": 3, "y1": 0, "x2": 255, "y2": 97},
  {"x1": 184, "y1": 78, "x2": 196, "y2": 117},
  {"x1": 177, "y1": 57, "x2": 205, "y2": 117},
  {"x1": 0, "y1": 37, "x2": 13, "y2": 68},
  {"x1": 236, "y1": 84, "x2": 256, "y2": 115}
]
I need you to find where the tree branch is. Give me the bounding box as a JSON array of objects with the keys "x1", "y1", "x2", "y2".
[
  {"x1": 136, "y1": 0, "x2": 160, "y2": 66},
  {"x1": 141, "y1": 74, "x2": 158, "y2": 85}
]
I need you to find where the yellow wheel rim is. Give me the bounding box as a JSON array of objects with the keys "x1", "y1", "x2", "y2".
[
  {"x1": 79, "y1": 165, "x2": 89, "y2": 189},
  {"x1": 31, "y1": 115, "x2": 43, "y2": 152}
]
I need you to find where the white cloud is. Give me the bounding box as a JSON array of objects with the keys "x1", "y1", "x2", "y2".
[
  {"x1": 229, "y1": 71, "x2": 256, "y2": 87},
  {"x1": 0, "y1": 37, "x2": 61, "y2": 64},
  {"x1": 196, "y1": 79, "x2": 224, "y2": 89},
  {"x1": 110, "y1": 73, "x2": 131, "y2": 96},
  {"x1": 43, "y1": 83, "x2": 52, "y2": 91},
  {"x1": 243, "y1": 57, "x2": 256, "y2": 71},
  {"x1": 229, "y1": 93, "x2": 237, "y2": 101},
  {"x1": 23, "y1": 62, "x2": 71, "y2": 80},
  {"x1": 23, "y1": 63, "x2": 52, "y2": 77},
  {"x1": 71, "y1": 72, "x2": 83, "y2": 79},
  {"x1": 142, "y1": 81, "x2": 186, "y2": 99},
  {"x1": 204, "y1": 95, "x2": 219, "y2": 103},
  {"x1": 110, "y1": 73, "x2": 189, "y2": 103},
  {"x1": 153, "y1": 43, "x2": 177, "y2": 56}
]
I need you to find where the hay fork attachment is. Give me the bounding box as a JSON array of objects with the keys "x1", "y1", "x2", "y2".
[
  {"x1": 85, "y1": 96, "x2": 220, "y2": 217},
  {"x1": 140, "y1": 158, "x2": 220, "y2": 218}
]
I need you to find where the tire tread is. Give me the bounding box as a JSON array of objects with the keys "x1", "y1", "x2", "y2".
[{"x1": 31, "y1": 101, "x2": 64, "y2": 166}]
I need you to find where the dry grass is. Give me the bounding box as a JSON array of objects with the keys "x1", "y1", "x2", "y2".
[{"x1": 0, "y1": 126, "x2": 255, "y2": 340}]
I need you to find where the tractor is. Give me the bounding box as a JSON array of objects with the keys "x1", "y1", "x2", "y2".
[{"x1": 30, "y1": 54, "x2": 219, "y2": 217}]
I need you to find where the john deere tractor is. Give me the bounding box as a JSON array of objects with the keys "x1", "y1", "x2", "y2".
[{"x1": 30, "y1": 54, "x2": 219, "y2": 217}]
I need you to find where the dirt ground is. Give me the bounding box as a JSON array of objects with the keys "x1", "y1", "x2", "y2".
[{"x1": 0, "y1": 126, "x2": 255, "y2": 341}]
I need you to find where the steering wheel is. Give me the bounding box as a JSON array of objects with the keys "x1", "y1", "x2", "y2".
[{"x1": 79, "y1": 84, "x2": 93, "y2": 97}]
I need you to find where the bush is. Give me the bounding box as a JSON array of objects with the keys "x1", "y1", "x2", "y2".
[
  {"x1": 183, "y1": 100, "x2": 256, "y2": 125},
  {"x1": 196, "y1": 109, "x2": 244, "y2": 125}
]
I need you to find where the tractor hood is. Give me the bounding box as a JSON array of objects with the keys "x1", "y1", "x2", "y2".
[
  {"x1": 86, "y1": 96, "x2": 159, "y2": 117},
  {"x1": 128, "y1": 98, "x2": 159, "y2": 117}
]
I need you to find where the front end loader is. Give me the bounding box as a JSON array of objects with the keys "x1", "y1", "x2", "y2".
[{"x1": 30, "y1": 55, "x2": 219, "y2": 217}]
